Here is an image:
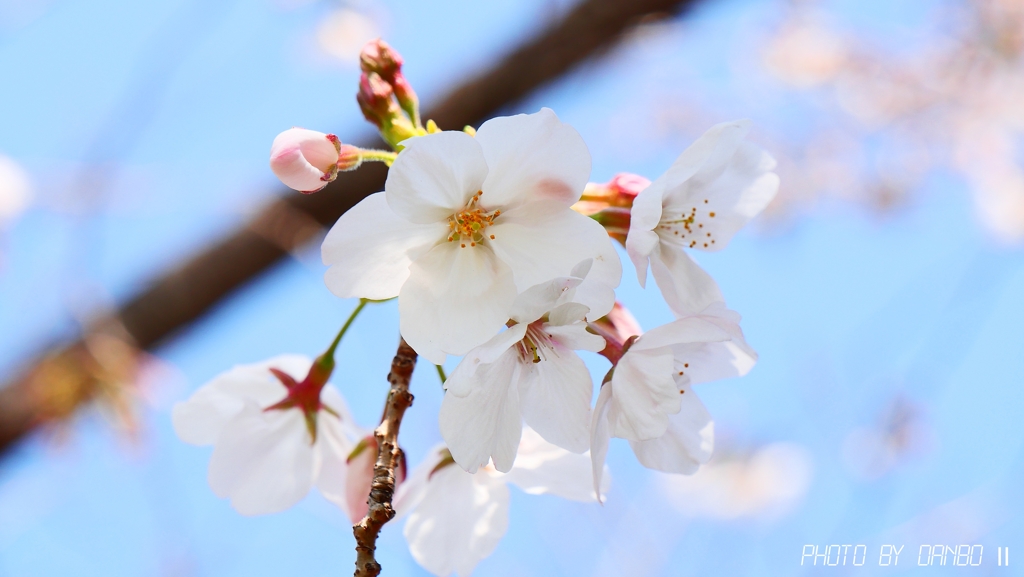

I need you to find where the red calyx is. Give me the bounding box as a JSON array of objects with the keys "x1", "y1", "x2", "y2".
[{"x1": 264, "y1": 354, "x2": 337, "y2": 443}]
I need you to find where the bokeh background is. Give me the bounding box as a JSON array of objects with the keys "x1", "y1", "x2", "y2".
[{"x1": 1, "y1": 0, "x2": 1022, "y2": 575}]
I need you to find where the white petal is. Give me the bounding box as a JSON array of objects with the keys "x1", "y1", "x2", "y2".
[
  {"x1": 444, "y1": 324, "x2": 528, "y2": 397},
  {"x1": 629, "y1": 382, "x2": 714, "y2": 474},
  {"x1": 649, "y1": 245, "x2": 725, "y2": 316},
  {"x1": 385, "y1": 130, "x2": 488, "y2": 224},
  {"x1": 315, "y1": 417, "x2": 353, "y2": 517},
  {"x1": 607, "y1": 347, "x2": 679, "y2": 441},
  {"x1": 476, "y1": 108, "x2": 591, "y2": 209},
  {"x1": 509, "y1": 275, "x2": 583, "y2": 323},
  {"x1": 655, "y1": 121, "x2": 778, "y2": 252},
  {"x1": 399, "y1": 242, "x2": 517, "y2": 363},
  {"x1": 677, "y1": 144, "x2": 778, "y2": 252},
  {"x1": 546, "y1": 302, "x2": 590, "y2": 327},
  {"x1": 657, "y1": 121, "x2": 751, "y2": 207},
  {"x1": 570, "y1": 258, "x2": 594, "y2": 279},
  {"x1": 518, "y1": 346, "x2": 593, "y2": 453},
  {"x1": 207, "y1": 402, "x2": 314, "y2": 516},
  {"x1": 315, "y1": 386, "x2": 362, "y2": 513},
  {"x1": 670, "y1": 306, "x2": 758, "y2": 383},
  {"x1": 438, "y1": 350, "x2": 523, "y2": 473},
  {"x1": 589, "y1": 384, "x2": 614, "y2": 502},
  {"x1": 319, "y1": 384, "x2": 366, "y2": 441},
  {"x1": 394, "y1": 443, "x2": 448, "y2": 520},
  {"x1": 403, "y1": 466, "x2": 510, "y2": 577},
  {"x1": 504, "y1": 428, "x2": 607, "y2": 502},
  {"x1": 625, "y1": 228, "x2": 659, "y2": 288},
  {"x1": 545, "y1": 322, "x2": 606, "y2": 353},
  {"x1": 171, "y1": 355, "x2": 310, "y2": 446},
  {"x1": 630, "y1": 315, "x2": 732, "y2": 353},
  {"x1": 322, "y1": 192, "x2": 447, "y2": 300},
  {"x1": 489, "y1": 201, "x2": 620, "y2": 294}
]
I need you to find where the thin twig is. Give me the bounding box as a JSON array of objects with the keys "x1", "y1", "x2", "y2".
[{"x1": 352, "y1": 338, "x2": 417, "y2": 577}]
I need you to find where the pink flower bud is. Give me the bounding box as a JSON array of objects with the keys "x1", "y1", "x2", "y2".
[
  {"x1": 358, "y1": 40, "x2": 419, "y2": 127},
  {"x1": 359, "y1": 39, "x2": 403, "y2": 80},
  {"x1": 344, "y1": 434, "x2": 406, "y2": 523},
  {"x1": 575, "y1": 172, "x2": 652, "y2": 215},
  {"x1": 607, "y1": 173, "x2": 651, "y2": 199},
  {"x1": 356, "y1": 72, "x2": 396, "y2": 129},
  {"x1": 269, "y1": 128, "x2": 342, "y2": 193}
]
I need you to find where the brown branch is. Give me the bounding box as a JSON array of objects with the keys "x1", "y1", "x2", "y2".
[
  {"x1": 0, "y1": 0, "x2": 706, "y2": 456},
  {"x1": 353, "y1": 338, "x2": 417, "y2": 577}
]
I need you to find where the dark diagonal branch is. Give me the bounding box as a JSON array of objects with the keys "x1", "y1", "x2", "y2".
[
  {"x1": 353, "y1": 338, "x2": 417, "y2": 577},
  {"x1": 0, "y1": 0, "x2": 705, "y2": 456}
]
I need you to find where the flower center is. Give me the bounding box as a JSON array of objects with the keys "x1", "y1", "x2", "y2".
[
  {"x1": 447, "y1": 191, "x2": 500, "y2": 248},
  {"x1": 658, "y1": 199, "x2": 717, "y2": 249},
  {"x1": 514, "y1": 323, "x2": 559, "y2": 364}
]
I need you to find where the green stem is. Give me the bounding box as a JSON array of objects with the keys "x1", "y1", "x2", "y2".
[
  {"x1": 435, "y1": 364, "x2": 447, "y2": 386},
  {"x1": 359, "y1": 149, "x2": 398, "y2": 166},
  {"x1": 325, "y1": 299, "x2": 369, "y2": 360}
]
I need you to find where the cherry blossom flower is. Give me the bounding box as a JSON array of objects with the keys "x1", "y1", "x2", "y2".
[
  {"x1": 590, "y1": 303, "x2": 757, "y2": 496},
  {"x1": 394, "y1": 428, "x2": 608, "y2": 577},
  {"x1": 171, "y1": 355, "x2": 360, "y2": 515},
  {"x1": 438, "y1": 260, "x2": 608, "y2": 473},
  {"x1": 321, "y1": 108, "x2": 621, "y2": 363},
  {"x1": 626, "y1": 120, "x2": 779, "y2": 315},
  {"x1": 270, "y1": 128, "x2": 359, "y2": 193}
]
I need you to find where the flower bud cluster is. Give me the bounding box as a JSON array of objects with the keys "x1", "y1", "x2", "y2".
[{"x1": 357, "y1": 39, "x2": 422, "y2": 148}]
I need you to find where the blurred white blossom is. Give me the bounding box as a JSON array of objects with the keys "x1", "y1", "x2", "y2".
[
  {"x1": 0, "y1": 155, "x2": 31, "y2": 225},
  {"x1": 394, "y1": 428, "x2": 607, "y2": 577},
  {"x1": 172, "y1": 355, "x2": 361, "y2": 515},
  {"x1": 316, "y1": 8, "x2": 380, "y2": 64},
  {"x1": 659, "y1": 442, "x2": 813, "y2": 521}
]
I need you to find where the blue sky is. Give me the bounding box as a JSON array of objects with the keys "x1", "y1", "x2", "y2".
[{"x1": 0, "y1": 0, "x2": 1021, "y2": 575}]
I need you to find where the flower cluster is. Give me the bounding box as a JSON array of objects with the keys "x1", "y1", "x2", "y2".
[{"x1": 173, "y1": 40, "x2": 779, "y2": 576}]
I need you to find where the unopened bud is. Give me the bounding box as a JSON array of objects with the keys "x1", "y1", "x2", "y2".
[
  {"x1": 356, "y1": 72, "x2": 417, "y2": 148},
  {"x1": 573, "y1": 172, "x2": 651, "y2": 244},
  {"x1": 607, "y1": 173, "x2": 651, "y2": 199},
  {"x1": 390, "y1": 72, "x2": 419, "y2": 125},
  {"x1": 359, "y1": 39, "x2": 403, "y2": 80},
  {"x1": 269, "y1": 128, "x2": 344, "y2": 194},
  {"x1": 357, "y1": 72, "x2": 396, "y2": 128},
  {"x1": 575, "y1": 172, "x2": 651, "y2": 215},
  {"x1": 358, "y1": 39, "x2": 421, "y2": 130}
]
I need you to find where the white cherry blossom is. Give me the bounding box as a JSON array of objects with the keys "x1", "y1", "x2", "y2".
[
  {"x1": 439, "y1": 260, "x2": 607, "y2": 473},
  {"x1": 321, "y1": 108, "x2": 621, "y2": 363},
  {"x1": 394, "y1": 428, "x2": 608, "y2": 577},
  {"x1": 590, "y1": 303, "x2": 757, "y2": 496},
  {"x1": 171, "y1": 355, "x2": 360, "y2": 515},
  {"x1": 626, "y1": 120, "x2": 779, "y2": 315}
]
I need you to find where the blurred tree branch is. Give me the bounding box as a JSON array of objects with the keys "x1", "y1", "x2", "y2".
[{"x1": 0, "y1": 0, "x2": 705, "y2": 456}]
